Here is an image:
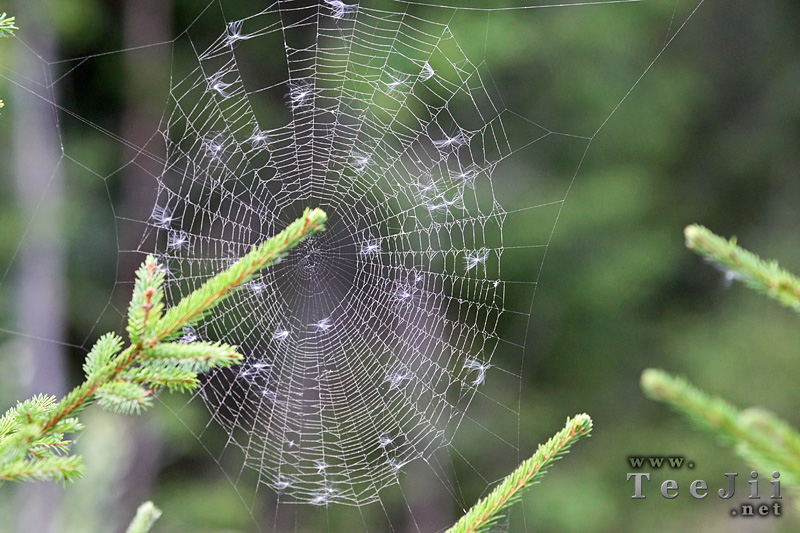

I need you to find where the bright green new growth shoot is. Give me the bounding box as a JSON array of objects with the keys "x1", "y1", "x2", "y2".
[
  {"x1": 0, "y1": 208, "x2": 327, "y2": 488},
  {"x1": 643, "y1": 225, "x2": 800, "y2": 494},
  {"x1": 447, "y1": 414, "x2": 593, "y2": 533},
  {"x1": 684, "y1": 224, "x2": 800, "y2": 312}
]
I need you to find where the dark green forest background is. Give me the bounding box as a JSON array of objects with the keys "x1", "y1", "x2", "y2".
[{"x1": 1, "y1": 1, "x2": 799, "y2": 531}]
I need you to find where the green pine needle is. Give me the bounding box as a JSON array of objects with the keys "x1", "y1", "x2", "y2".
[
  {"x1": 685, "y1": 224, "x2": 800, "y2": 312},
  {"x1": 447, "y1": 414, "x2": 593, "y2": 533},
  {"x1": 28, "y1": 434, "x2": 73, "y2": 458}
]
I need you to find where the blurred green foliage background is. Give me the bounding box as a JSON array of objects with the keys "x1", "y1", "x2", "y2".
[{"x1": 1, "y1": 0, "x2": 799, "y2": 531}]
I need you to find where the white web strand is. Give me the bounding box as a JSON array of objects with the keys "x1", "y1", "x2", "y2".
[{"x1": 146, "y1": 0, "x2": 514, "y2": 505}]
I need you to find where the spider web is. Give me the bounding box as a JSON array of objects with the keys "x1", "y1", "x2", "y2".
[{"x1": 151, "y1": 0, "x2": 526, "y2": 506}]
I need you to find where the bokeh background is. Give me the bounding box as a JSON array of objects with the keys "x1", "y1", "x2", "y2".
[{"x1": 1, "y1": 0, "x2": 799, "y2": 531}]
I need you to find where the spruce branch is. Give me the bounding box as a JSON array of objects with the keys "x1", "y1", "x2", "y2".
[
  {"x1": 0, "y1": 454, "x2": 83, "y2": 484},
  {"x1": 0, "y1": 395, "x2": 83, "y2": 482},
  {"x1": 685, "y1": 224, "x2": 800, "y2": 312},
  {"x1": 447, "y1": 414, "x2": 593, "y2": 533},
  {"x1": 642, "y1": 369, "x2": 800, "y2": 489},
  {"x1": 0, "y1": 208, "x2": 327, "y2": 485}
]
